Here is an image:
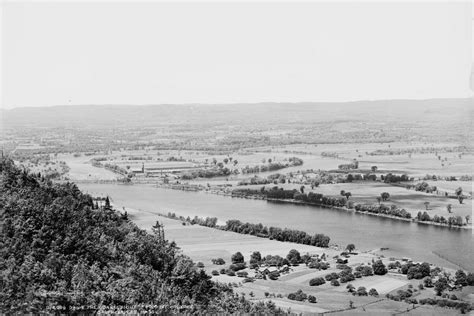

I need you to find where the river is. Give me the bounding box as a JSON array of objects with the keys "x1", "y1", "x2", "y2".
[{"x1": 79, "y1": 183, "x2": 473, "y2": 272}]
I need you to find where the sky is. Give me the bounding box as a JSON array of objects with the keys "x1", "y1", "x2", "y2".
[{"x1": 1, "y1": 1, "x2": 473, "y2": 108}]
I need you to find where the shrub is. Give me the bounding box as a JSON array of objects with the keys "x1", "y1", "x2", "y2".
[
  {"x1": 196, "y1": 262, "x2": 205, "y2": 268},
  {"x1": 388, "y1": 261, "x2": 401, "y2": 270},
  {"x1": 369, "y1": 288, "x2": 378, "y2": 297},
  {"x1": 249, "y1": 262, "x2": 259, "y2": 269},
  {"x1": 361, "y1": 266, "x2": 374, "y2": 276},
  {"x1": 211, "y1": 258, "x2": 226, "y2": 265},
  {"x1": 308, "y1": 295, "x2": 317, "y2": 303},
  {"x1": 229, "y1": 263, "x2": 246, "y2": 271},
  {"x1": 423, "y1": 276, "x2": 433, "y2": 287},
  {"x1": 231, "y1": 252, "x2": 244, "y2": 264},
  {"x1": 226, "y1": 270, "x2": 236, "y2": 276},
  {"x1": 331, "y1": 279, "x2": 340, "y2": 286},
  {"x1": 219, "y1": 268, "x2": 226, "y2": 274},
  {"x1": 356, "y1": 287, "x2": 368, "y2": 296},
  {"x1": 236, "y1": 271, "x2": 248, "y2": 278},
  {"x1": 211, "y1": 270, "x2": 219, "y2": 276},
  {"x1": 287, "y1": 289, "x2": 307, "y2": 302},
  {"x1": 337, "y1": 264, "x2": 352, "y2": 271},
  {"x1": 339, "y1": 270, "x2": 355, "y2": 283},
  {"x1": 309, "y1": 277, "x2": 326, "y2": 286},
  {"x1": 325, "y1": 272, "x2": 339, "y2": 281},
  {"x1": 268, "y1": 273, "x2": 279, "y2": 280}
]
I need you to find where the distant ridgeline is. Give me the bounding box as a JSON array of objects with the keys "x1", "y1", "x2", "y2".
[{"x1": 0, "y1": 158, "x2": 282, "y2": 314}]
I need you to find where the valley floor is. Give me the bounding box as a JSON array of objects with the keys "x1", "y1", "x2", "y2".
[{"x1": 124, "y1": 206, "x2": 470, "y2": 315}]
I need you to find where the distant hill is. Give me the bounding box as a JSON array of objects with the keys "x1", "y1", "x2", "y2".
[
  {"x1": 3, "y1": 98, "x2": 472, "y2": 129},
  {"x1": 2, "y1": 98, "x2": 472, "y2": 149}
]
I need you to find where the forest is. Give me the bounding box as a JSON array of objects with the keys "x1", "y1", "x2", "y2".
[{"x1": 0, "y1": 158, "x2": 282, "y2": 314}]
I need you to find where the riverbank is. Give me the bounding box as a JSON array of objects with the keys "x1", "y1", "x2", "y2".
[
  {"x1": 79, "y1": 183, "x2": 473, "y2": 272},
  {"x1": 154, "y1": 183, "x2": 472, "y2": 230}
]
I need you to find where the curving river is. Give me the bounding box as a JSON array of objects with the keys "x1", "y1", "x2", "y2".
[{"x1": 79, "y1": 183, "x2": 473, "y2": 272}]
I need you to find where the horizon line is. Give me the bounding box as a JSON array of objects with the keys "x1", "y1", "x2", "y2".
[{"x1": 3, "y1": 96, "x2": 473, "y2": 111}]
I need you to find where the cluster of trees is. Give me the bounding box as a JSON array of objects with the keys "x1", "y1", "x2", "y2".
[
  {"x1": 385, "y1": 289, "x2": 414, "y2": 302},
  {"x1": 0, "y1": 158, "x2": 281, "y2": 314},
  {"x1": 368, "y1": 146, "x2": 468, "y2": 156},
  {"x1": 355, "y1": 204, "x2": 412, "y2": 219},
  {"x1": 223, "y1": 220, "x2": 330, "y2": 247},
  {"x1": 266, "y1": 187, "x2": 349, "y2": 208},
  {"x1": 189, "y1": 216, "x2": 218, "y2": 227},
  {"x1": 413, "y1": 181, "x2": 438, "y2": 193},
  {"x1": 287, "y1": 290, "x2": 316, "y2": 303},
  {"x1": 346, "y1": 285, "x2": 378, "y2": 297},
  {"x1": 454, "y1": 270, "x2": 474, "y2": 286},
  {"x1": 418, "y1": 298, "x2": 471, "y2": 312},
  {"x1": 241, "y1": 157, "x2": 303, "y2": 174},
  {"x1": 309, "y1": 277, "x2": 326, "y2": 286},
  {"x1": 310, "y1": 263, "x2": 378, "y2": 286},
  {"x1": 237, "y1": 176, "x2": 272, "y2": 186},
  {"x1": 338, "y1": 160, "x2": 359, "y2": 170},
  {"x1": 422, "y1": 174, "x2": 472, "y2": 182},
  {"x1": 400, "y1": 262, "x2": 431, "y2": 279},
  {"x1": 416, "y1": 211, "x2": 465, "y2": 227},
  {"x1": 181, "y1": 167, "x2": 233, "y2": 180},
  {"x1": 211, "y1": 258, "x2": 226, "y2": 265},
  {"x1": 354, "y1": 265, "x2": 374, "y2": 277},
  {"x1": 165, "y1": 213, "x2": 218, "y2": 228},
  {"x1": 308, "y1": 260, "x2": 330, "y2": 270},
  {"x1": 103, "y1": 162, "x2": 128, "y2": 175},
  {"x1": 382, "y1": 173, "x2": 410, "y2": 183}
]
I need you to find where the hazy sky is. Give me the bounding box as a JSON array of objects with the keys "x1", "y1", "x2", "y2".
[{"x1": 1, "y1": 1, "x2": 472, "y2": 108}]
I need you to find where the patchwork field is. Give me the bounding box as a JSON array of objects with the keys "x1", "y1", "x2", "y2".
[{"x1": 122, "y1": 206, "x2": 466, "y2": 315}]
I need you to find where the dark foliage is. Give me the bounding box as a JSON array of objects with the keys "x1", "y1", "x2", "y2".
[
  {"x1": 224, "y1": 219, "x2": 330, "y2": 247},
  {"x1": 0, "y1": 158, "x2": 282, "y2": 314}
]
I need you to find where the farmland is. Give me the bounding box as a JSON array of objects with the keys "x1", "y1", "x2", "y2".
[{"x1": 122, "y1": 206, "x2": 471, "y2": 315}]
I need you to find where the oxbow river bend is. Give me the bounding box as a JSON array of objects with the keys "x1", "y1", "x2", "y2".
[{"x1": 80, "y1": 183, "x2": 474, "y2": 272}]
